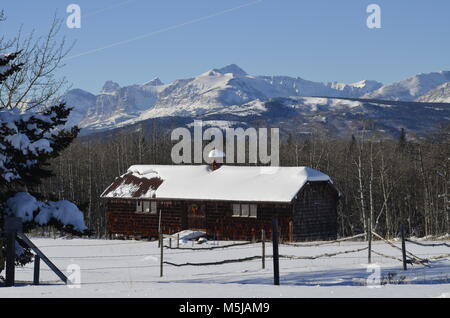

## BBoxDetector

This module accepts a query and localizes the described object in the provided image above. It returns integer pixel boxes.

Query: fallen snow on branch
[6,192,87,232]
[0,109,56,181]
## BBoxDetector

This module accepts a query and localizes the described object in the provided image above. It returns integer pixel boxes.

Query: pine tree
[0,50,86,273]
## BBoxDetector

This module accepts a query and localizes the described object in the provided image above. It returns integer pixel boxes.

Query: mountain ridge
[62,64,450,136]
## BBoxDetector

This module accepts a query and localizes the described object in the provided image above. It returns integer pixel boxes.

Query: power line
[65,0,263,61]
[84,0,139,18]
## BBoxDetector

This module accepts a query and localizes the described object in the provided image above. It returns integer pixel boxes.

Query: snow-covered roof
[101,165,332,203]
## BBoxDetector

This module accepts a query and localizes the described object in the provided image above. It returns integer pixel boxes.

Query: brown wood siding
[106,199,294,241]
[204,202,293,241]
[106,199,184,238]
[293,181,338,241]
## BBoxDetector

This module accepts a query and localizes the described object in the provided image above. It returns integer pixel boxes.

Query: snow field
[1,237,449,298]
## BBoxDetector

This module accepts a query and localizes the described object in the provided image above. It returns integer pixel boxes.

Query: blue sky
[1,0,449,93]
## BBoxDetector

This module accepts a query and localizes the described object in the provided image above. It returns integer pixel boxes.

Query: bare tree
[0,14,74,110]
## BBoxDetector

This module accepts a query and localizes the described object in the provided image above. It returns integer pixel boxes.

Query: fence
[1,218,68,287]
[404,238,450,261]
[157,227,450,286]
[3,222,450,287]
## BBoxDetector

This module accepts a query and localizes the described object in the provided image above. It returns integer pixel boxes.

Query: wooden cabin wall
[106,199,294,241]
[293,182,338,241]
[204,202,293,241]
[106,199,184,238]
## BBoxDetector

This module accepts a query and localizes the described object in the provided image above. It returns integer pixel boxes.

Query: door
[187,203,206,231]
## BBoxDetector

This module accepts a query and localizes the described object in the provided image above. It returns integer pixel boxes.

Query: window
[232,203,257,218]
[151,201,157,214]
[143,201,150,213]
[136,200,142,212]
[241,204,249,217]
[250,204,257,218]
[137,200,157,214]
[233,204,240,217]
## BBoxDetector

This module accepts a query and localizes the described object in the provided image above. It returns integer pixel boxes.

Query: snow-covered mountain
[363,71,450,101]
[63,88,96,128]
[88,96,450,141]
[78,79,164,129]
[65,64,384,130]
[63,64,449,136]
[416,82,450,103]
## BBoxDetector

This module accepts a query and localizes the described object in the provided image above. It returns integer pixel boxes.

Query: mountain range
[63,64,450,138]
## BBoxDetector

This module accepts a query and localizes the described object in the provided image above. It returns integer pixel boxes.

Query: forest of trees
[35,122,450,239]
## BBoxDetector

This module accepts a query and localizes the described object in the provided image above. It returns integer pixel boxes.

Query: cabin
[100,163,340,242]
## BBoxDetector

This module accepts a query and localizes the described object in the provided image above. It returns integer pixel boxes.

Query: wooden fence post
[262,229,265,270]
[17,233,68,284]
[158,209,162,248]
[5,232,16,287]
[4,217,22,287]
[160,234,163,277]
[401,224,407,270]
[33,255,41,285]
[169,237,172,248]
[272,219,280,286]
[177,233,180,248]
[368,219,372,264]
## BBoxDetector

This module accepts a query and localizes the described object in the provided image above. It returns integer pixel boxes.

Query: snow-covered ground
[1,236,449,298]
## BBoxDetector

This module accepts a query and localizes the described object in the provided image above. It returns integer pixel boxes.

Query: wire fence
[19,234,450,265]
[33,240,154,248]
[405,239,450,248]
[9,232,450,288]
[281,233,366,247]
[163,241,255,250]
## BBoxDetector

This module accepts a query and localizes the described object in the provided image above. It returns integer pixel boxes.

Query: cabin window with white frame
[136,200,142,212]
[249,204,257,218]
[143,201,150,213]
[151,201,157,214]
[232,203,257,218]
[232,204,240,217]
[241,204,249,217]
[137,200,157,214]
